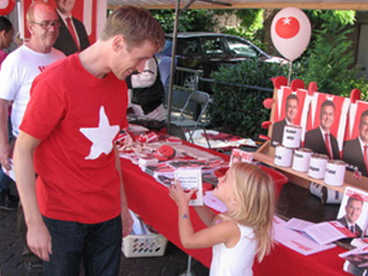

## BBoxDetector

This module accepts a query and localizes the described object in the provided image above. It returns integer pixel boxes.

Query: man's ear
[112,35,125,52]
[26,22,34,35]
[0,30,6,43]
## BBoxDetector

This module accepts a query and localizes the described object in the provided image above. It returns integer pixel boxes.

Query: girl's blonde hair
[227,162,275,262]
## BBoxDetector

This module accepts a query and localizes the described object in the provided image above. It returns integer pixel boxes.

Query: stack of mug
[273,125,346,187]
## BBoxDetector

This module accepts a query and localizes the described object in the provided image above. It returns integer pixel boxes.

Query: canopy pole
[166,0,181,133]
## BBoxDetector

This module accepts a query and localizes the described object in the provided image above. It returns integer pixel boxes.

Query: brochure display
[273,216,336,256]
[175,168,203,206]
[336,187,368,238]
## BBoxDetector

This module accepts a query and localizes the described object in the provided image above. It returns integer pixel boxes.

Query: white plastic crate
[122,233,168,258]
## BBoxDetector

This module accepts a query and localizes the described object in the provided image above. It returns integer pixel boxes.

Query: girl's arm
[169,182,239,249]
[193,205,219,227]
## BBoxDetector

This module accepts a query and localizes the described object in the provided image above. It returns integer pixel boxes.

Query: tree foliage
[295,10,368,99]
[208,60,288,139]
[220,9,264,48]
[151,9,218,33]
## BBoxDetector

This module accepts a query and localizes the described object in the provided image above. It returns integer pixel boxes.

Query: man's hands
[0,142,12,171]
[121,207,133,238]
[27,222,52,261]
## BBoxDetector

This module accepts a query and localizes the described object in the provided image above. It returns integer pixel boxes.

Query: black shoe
[0,190,18,211]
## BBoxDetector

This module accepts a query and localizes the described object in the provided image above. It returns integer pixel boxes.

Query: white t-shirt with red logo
[0,45,65,137]
[20,54,128,224]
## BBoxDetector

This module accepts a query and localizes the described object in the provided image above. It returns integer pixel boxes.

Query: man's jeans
[43,215,122,276]
[0,167,12,192]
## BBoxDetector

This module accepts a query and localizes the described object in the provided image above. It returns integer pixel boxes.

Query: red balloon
[263,98,274,109]
[290,78,304,91]
[261,121,272,129]
[275,17,300,39]
[0,0,16,16]
[272,76,288,89]
[350,88,361,104]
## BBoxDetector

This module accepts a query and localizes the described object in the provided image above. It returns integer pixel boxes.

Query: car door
[198,36,231,77]
[176,37,202,69]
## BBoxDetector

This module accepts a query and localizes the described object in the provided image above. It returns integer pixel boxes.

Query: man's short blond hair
[101,6,165,52]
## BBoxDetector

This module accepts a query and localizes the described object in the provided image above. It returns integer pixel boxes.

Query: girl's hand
[169,180,197,207]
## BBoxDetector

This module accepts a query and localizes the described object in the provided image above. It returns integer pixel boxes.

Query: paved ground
[0,185,209,276]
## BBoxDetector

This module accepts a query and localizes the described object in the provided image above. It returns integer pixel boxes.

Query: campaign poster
[271,86,308,147]
[20,0,106,43]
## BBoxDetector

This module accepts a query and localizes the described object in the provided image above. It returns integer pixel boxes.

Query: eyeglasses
[30,21,61,30]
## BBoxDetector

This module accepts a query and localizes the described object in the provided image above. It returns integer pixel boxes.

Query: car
[156,32,287,90]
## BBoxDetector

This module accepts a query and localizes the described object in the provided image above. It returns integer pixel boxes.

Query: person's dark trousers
[0,117,16,201]
[43,215,122,276]
[0,167,12,192]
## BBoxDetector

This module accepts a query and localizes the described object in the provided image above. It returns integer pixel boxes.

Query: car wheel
[183,75,198,90]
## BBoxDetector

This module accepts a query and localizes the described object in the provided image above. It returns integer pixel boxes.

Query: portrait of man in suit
[343,109,368,177]
[304,100,340,159]
[53,0,90,56]
[271,94,299,147]
[337,194,364,237]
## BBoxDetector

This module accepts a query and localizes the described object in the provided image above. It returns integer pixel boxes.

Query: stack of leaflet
[273,216,357,256]
[339,243,368,275]
[141,159,227,187]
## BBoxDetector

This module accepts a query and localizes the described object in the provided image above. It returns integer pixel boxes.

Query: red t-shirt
[20,54,128,224]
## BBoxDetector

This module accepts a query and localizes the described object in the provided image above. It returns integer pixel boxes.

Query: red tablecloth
[120,143,350,276]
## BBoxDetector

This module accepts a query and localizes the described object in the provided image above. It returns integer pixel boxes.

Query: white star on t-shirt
[80,106,119,160]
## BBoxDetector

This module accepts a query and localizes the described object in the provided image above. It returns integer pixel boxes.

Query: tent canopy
[107,0,368,11]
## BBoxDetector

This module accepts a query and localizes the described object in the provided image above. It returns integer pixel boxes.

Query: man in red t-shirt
[13,6,165,276]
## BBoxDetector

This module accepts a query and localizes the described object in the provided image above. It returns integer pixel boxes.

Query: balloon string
[287,60,293,86]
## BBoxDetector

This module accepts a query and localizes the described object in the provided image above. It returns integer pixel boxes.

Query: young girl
[169,162,275,276]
